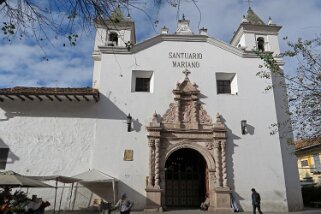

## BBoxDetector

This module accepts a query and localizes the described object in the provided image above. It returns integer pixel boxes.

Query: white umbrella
[0,171,52,188]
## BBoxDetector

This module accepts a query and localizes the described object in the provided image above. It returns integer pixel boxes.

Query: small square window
[135,78,150,92]
[216,73,238,95]
[217,80,231,94]
[301,160,308,167]
[131,70,154,93]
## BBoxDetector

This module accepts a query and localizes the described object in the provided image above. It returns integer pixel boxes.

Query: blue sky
[0,0,320,88]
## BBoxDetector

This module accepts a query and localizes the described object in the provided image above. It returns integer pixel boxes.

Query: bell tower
[230,7,282,54]
[92,7,136,89]
[93,7,136,50]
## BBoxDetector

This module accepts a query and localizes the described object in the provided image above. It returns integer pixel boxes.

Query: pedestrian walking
[112,193,134,214]
[251,188,263,214]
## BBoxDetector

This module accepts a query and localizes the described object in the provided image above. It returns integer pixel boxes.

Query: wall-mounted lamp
[241,120,247,135]
[127,113,132,132]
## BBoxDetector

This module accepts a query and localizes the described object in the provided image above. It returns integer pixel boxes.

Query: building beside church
[0,7,303,212]
[295,138,321,185]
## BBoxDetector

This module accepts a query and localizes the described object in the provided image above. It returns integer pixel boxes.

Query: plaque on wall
[123,149,133,161]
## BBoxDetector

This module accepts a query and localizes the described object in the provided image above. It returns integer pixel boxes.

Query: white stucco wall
[0,101,98,209]
[267,35,281,54]
[92,58,102,88]
[94,28,107,51]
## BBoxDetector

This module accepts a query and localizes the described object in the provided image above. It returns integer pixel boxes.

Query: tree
[257,36,321,140]
[0,0,188,45]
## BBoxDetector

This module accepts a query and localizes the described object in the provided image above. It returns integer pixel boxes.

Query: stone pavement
[129,209,321,214]
[49,208,321,214]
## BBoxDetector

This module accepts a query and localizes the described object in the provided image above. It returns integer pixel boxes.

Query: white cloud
[0,32,94,88]
[0,0,320,88]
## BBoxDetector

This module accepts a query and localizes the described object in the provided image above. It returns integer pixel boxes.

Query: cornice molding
[97,34,262,58]
[92,51,102,61]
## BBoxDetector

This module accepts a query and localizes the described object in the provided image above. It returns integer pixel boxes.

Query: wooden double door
[165,148,207,208]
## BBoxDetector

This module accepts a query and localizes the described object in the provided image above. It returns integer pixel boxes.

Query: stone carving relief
[145,71,231,212]
[162,73,213,130]
[183,103,192,123]
[179,81,197,92]
[162,103,176,123]
[206,142,214,150]
[199,106,212,124]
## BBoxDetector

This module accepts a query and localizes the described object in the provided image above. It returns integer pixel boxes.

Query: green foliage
[257,36,321,139]
[67,10,77,19]
[301,185,321,206]
[256,51,280,74]
[109,7,124,23]
[0,1,134,47]
[125,41,133,51]
[0,0,192,48]
[1,22,15,35]
[64,33,78,46]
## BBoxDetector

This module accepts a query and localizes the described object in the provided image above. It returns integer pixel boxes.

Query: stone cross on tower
[176,14,192,35]
[182,68,191,78]
[246,0,253,7]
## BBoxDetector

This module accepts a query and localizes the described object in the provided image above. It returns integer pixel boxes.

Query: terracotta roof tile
[0,87,100,102]
[0,87,98,95]
[295,137,321,150]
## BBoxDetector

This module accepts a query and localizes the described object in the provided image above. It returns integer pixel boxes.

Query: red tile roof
[295,137,321,150]
[0,87,100,102]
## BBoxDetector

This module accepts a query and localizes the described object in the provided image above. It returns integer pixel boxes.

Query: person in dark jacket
[251,188,263,214]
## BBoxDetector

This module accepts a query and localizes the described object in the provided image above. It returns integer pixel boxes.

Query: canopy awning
[28,175,80,183]
[72,169,118,183]
[72,169,118,204]
[25,175,80,213]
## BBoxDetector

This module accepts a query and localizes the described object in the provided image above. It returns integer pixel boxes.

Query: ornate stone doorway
[165,148,206,208]
[144,70,233,212]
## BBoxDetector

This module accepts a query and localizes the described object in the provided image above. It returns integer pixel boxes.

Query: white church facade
[0,7,303,212]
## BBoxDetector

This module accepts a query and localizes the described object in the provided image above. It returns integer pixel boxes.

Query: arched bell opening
[108,32,118,46]
[165,148,207,208]
[257,37,265,52]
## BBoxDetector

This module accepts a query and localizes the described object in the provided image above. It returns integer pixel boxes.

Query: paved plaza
[130,209,321,214]
[50,208,321,214]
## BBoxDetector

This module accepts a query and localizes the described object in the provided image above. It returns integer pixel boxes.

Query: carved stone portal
[145,71,232,212]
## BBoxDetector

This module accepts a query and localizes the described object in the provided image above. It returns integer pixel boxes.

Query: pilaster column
[148,139,155,188]
[208,169,216,192]
[213,141,222,188]
[154,139,160,189]
[220,140,228,188]
[175,100,180,125]
[191,99,197,124]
